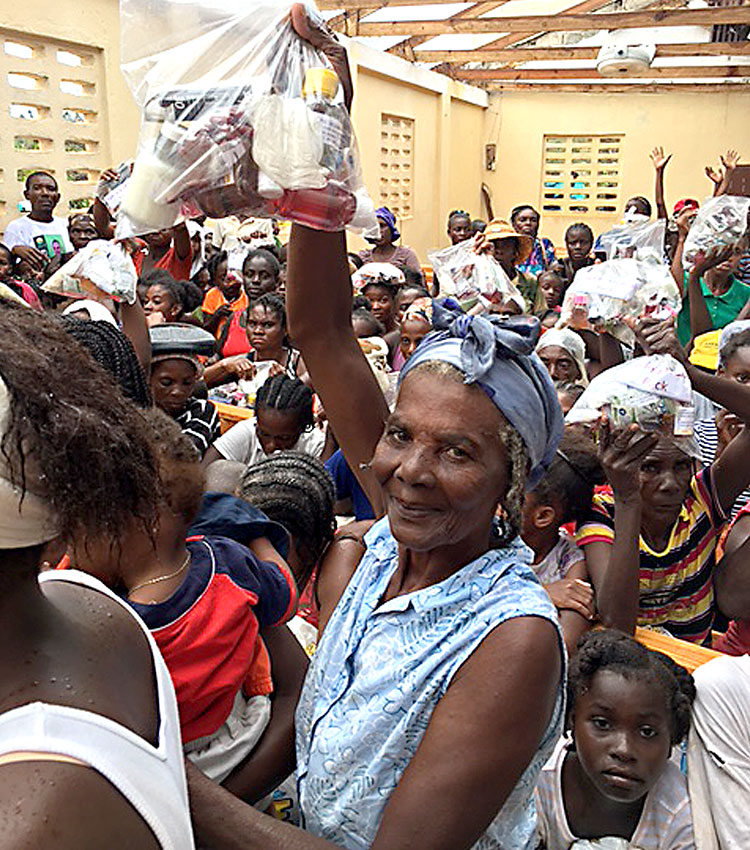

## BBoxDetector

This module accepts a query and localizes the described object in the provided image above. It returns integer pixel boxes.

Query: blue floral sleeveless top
[296,517,565,849]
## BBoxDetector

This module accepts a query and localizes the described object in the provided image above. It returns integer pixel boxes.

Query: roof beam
[388,1,510,60]
[318,0,479,6]
[333,7,750,37]
[414,40,750,64]
[455,64,750,80]
[485,82,750,93]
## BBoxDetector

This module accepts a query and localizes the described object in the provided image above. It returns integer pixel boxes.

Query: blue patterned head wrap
[399,308,563,488]
[376,207,400,243]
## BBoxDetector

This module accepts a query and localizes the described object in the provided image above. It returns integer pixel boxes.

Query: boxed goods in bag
[559,258,680,334]
[566,354,701,459]
[683,195,750,272]
[116,0,377,236]
[428,240,522,312]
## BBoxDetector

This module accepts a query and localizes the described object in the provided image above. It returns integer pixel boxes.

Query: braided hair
[510,204,539,224]
[0,301,159,546]
[569,630,696,745]
[565,222,594,244]
[238,451,335,588]
[530,429,604,526]
[61,317,151,407]
[255,374,314,432]
[253,292,286,328]
[447,209,471,227]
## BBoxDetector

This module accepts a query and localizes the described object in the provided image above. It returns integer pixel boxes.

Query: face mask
[623,207,649,225]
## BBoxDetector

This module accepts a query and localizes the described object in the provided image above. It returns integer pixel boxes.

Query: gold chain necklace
[127,552,190,599]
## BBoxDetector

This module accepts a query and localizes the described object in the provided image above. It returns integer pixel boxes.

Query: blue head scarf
[376,207,400,243]
[399,308,563,488]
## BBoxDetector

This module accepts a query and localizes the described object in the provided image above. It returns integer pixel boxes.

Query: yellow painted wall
[1,0,140,231]
[483,89,750,250]
[347,70,486,262]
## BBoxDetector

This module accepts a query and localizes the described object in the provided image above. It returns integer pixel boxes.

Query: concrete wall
[483,89,750,249]
[346,39,487,260]
[2,1,748,260]
[1,0,140,230]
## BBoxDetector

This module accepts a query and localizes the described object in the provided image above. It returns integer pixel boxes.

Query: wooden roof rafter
[328,6,750,38]
[323,0,750,90]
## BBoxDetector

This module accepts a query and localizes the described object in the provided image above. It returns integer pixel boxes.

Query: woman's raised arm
[287,228,388,514]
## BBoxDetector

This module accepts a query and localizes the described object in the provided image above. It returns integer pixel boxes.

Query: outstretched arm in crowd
[640,318,750,514]
[650,146,671,220]
[580,421,658,635]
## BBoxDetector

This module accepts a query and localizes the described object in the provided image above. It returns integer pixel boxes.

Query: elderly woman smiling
[185,8,566,850]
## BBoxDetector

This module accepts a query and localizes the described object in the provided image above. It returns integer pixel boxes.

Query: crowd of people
[1,10,750,850]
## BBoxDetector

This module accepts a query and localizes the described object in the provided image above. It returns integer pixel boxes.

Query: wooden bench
[635,628,724,673]
[214,401,253,435]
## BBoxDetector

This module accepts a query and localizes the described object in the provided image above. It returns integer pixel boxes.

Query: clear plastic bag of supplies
[42,240,138,304]
[683,195,750,272]
[566,354,701,458]
[116,0,377,237]
[559,258,680,331]
[428,240,522,312]
[598,219,666,263]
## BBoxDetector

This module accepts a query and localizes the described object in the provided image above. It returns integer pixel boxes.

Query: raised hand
[705,165,724,186]
[650,146,672,172]
[598,418,658,502]
[721,149,741,172]
[290,4,352,111]
[635,316,687,363]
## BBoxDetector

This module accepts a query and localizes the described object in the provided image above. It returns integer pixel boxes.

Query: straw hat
[483,219,534,265]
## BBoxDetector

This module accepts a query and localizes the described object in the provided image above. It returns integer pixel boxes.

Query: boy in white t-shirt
[3,172,74,272]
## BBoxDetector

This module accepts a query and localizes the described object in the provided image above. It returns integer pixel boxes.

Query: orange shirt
[132,242,193,281]
[202,287,250,340]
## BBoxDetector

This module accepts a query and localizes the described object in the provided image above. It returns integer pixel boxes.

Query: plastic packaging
[42,240,138,304]
[566,354,701,459]
[683,195,750,272]
[428,240,521,312]
[559,258,681,332]
[598,219,666,263]
[96,160,134,215]
[117,0,376,237]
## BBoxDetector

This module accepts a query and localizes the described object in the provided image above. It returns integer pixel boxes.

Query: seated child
[521,429,604,655]
[535,630,696,850]
[69,410,298,784]
[537,269,565,314]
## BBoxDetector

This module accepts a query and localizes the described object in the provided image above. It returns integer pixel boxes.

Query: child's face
[362,284,395,326]
[399,317,430,362]
[566,230,592,261]
[0,251,12,281]
[572,670,672,804]
[539,274,564,309]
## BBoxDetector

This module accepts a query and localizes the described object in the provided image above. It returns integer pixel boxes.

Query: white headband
[0,375,59,548]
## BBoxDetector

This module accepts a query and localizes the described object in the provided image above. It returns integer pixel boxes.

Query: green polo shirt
[677,273,750,346]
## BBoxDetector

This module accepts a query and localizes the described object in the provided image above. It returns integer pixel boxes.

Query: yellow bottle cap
[303,67,339,100]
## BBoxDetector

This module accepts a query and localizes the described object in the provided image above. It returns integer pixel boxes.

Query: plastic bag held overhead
[117,0,377,236]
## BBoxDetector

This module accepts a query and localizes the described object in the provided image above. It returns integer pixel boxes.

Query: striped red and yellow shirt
[576,468,726,645]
